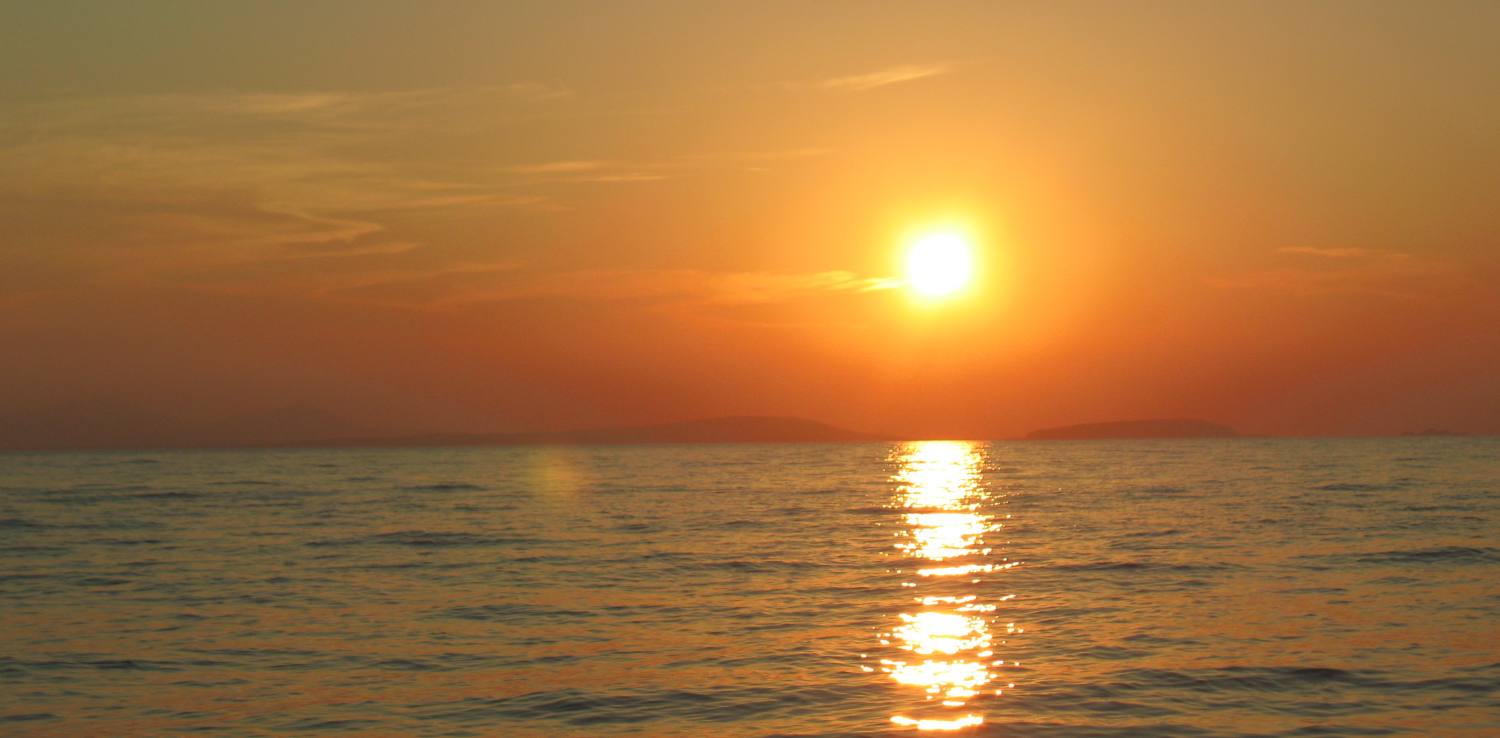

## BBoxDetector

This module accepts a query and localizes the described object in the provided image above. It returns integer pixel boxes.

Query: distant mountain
[1025,418,1238,441]
[1401,428,1469,437]
[301,416,886,448]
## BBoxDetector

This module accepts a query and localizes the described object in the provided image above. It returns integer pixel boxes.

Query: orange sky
[2,2,1498,446]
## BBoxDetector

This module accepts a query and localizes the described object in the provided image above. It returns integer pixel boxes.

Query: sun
[905,231,975,299]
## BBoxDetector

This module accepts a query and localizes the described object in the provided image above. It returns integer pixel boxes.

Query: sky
[2,1,1498,447]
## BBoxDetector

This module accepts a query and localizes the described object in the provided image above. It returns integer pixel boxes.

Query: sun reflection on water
[875,441,1015,731]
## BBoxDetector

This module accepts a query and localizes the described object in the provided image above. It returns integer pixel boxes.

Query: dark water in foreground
[1,439,1497,737]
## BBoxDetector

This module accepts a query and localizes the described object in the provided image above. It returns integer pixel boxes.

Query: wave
[130,490,205,500]
[1309,482,1399,492]
[682,558,813,573]
[398,482,486,492]
[0,518,49,529]
[1120,485,1192,496]
[1354,546,1500,565]
[0,713,58,723]
[1055,664,1500,699]
[0,518,113,531]
[442,603,599,621]
[305,530,534,548]
[0,656,216,673]
[1050,560,1235,573]
[86,458,160,466]
[410,685,866,727]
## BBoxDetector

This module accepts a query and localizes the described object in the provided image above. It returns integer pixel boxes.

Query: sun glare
[905,231,974,299]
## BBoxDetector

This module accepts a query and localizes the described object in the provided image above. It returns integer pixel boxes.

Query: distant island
[1025,418,1238,441]
[298,416,887,448]
[1401,428,1469,437]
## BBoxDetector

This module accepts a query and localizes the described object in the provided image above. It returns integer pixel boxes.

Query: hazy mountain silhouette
[1025,418,1238,440]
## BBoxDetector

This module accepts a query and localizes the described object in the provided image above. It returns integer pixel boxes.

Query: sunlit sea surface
[2,439,1498,737]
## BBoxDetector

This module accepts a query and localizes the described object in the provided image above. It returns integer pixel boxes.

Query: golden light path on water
[876,441,1018,731]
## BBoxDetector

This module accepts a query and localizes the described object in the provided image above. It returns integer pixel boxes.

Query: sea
[1,438,1497,737]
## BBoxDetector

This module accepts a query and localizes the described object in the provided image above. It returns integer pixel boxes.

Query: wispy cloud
[508,160,606,174]
[0,85,566,295]
[321,266,899,310]
[0,84,841,310]
[384,193,555,211]
[307,262,521,303]
[7,84,572,132]
[479,268,898,307]
[684,147,834,162]
[507,159,672,184]
[1278,246,1372,258]
[571,173,669,183]
[1208,249,1443,299]
[493,82,573,101]
[822,63,951,92]
[280,241,421,260]
[507,148,833,184]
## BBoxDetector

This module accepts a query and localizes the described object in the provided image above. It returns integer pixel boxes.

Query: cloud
[495,268,898,306]
[280,242,420,260]
[822,63,951,91]
[570,173,669,183]
[507,159,673,184]
[492,82,573,101]
[506,148,834,184]
[508,160,607,174]
[695,270,900,305]
[1207,249,1446,299]
[321,266,899,310]
[308,262,522,304]
[508,157,687,184]
[384,193,556,210]
[681,147,834,162]
[1278,247,1372,258]
[0,86,566,294]
[0,85,841,310]
[5,84,571,134]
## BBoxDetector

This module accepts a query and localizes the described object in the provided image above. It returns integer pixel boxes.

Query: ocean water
[1,438,1497,737]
